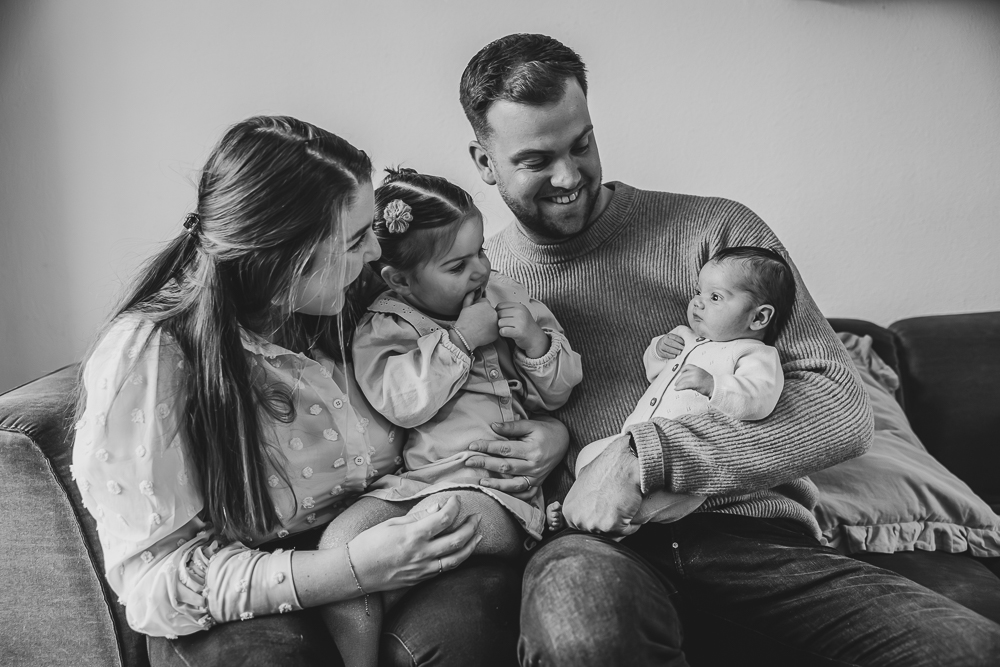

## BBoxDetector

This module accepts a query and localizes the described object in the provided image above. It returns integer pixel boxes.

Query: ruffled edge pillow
[812,332,1000,557]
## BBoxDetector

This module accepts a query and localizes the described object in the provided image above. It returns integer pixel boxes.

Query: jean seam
[166,638,197,667]
[383,631,418,667]
[691,605,865,667]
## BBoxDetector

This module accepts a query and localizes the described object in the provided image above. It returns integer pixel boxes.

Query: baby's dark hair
[372,167,477,273]
[710,246,797,344]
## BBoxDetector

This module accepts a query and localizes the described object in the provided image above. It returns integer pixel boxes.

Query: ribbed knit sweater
[486,182,874,537]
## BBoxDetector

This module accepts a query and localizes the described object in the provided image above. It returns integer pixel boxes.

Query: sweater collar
[493,181,637,264]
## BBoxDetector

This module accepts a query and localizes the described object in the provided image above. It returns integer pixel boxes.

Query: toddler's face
[687,260,760,342]
[404,210,491,318]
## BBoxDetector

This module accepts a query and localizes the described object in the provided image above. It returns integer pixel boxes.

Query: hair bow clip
[383,199,413,234]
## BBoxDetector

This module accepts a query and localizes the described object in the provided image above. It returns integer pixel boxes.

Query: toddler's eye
[450,262,465,274]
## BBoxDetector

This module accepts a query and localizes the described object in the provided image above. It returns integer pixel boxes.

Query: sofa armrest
[0,365,148,667]
[827,317,903,407]
[890,311,1000,510]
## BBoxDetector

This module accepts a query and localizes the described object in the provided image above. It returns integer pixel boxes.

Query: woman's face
[290,182,379,316]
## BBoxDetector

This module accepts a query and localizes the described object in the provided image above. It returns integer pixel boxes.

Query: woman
[71,116,567,666]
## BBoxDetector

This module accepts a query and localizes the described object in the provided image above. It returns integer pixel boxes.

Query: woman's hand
[349,496,481,593]
[465,416,570,500]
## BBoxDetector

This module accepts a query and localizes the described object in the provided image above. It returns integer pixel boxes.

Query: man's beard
[497,177,602,241]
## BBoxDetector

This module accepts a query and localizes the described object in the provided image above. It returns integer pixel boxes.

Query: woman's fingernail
[429,502,440,512]
[475,535,483,544]
[469,442,481,451]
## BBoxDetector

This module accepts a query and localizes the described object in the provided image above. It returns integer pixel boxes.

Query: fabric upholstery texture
[0,364,148,667]
[812,332,1000,556]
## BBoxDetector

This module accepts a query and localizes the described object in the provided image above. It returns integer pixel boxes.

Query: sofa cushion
[891,312,1000,510]
[812,332,1000,556]
[0,365,149,667]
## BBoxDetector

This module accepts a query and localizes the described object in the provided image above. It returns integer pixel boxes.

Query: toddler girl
[319,168,583,666]
[550,246,796,531]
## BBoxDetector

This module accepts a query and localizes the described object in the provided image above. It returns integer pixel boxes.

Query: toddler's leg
[317,497,410,667]
[409,490,524,560]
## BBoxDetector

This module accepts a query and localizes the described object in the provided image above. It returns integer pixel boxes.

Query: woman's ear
[381,265,411,296]
[469,141,496,186]
[750,304,774,331]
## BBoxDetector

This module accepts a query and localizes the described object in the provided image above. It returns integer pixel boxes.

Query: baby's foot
[546,501,565,532]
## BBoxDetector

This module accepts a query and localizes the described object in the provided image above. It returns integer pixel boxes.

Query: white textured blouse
[71,315,401,637]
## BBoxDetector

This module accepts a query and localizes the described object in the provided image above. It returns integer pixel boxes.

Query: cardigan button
[489,369,500,379]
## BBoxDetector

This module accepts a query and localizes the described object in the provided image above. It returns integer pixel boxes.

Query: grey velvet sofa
[2,312,999,667]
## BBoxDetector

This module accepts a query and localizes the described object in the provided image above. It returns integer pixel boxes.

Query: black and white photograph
[2,1,999,665]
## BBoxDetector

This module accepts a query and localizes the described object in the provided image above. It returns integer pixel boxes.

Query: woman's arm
[463,416,570,500]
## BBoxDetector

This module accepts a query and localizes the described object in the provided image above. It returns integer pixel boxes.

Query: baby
[549,245,796,531]
[320,168,583,667]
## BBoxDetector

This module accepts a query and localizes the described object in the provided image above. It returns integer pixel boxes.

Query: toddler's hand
[674,364,714,397]
[454,295,499,351]
[655,333,684,359]
[495,302,548,358]
[546,501,565,532]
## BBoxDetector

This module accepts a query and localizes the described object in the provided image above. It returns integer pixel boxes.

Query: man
[459,33,1000,666]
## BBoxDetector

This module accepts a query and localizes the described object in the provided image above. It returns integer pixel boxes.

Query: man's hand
[465,417,569,500]
[496,302,548,358]
[675,364,714,397]
[655,333,685,359]
[562,435,643,536]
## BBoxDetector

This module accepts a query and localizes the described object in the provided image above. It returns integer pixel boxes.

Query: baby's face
[687,260,759,342]
[403,210,491,319]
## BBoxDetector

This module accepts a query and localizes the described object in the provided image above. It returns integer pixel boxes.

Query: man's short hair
[710,246,797,345]
[460,33,588,142]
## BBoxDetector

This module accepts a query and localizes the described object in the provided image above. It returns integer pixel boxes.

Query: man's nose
[550,157,581,191]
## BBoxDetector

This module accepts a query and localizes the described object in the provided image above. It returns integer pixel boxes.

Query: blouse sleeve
[352,312,473,428]
[71,318,300,637]
[511,289,584,413]
[707,344,785,421]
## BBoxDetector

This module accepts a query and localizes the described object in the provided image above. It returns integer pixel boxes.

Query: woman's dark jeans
[147,528,521,667]
[519,514,1000,667]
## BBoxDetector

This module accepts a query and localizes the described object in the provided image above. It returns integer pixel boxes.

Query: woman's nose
[362,231,381,262]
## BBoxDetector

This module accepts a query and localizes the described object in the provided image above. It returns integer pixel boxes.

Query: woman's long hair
[83,116,372,541]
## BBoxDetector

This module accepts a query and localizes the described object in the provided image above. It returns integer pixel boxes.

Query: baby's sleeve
[708,344,784,421]
[72,319,300,637]
[353,312,473,428]
[513,289,583,412]
[642,326,690,383]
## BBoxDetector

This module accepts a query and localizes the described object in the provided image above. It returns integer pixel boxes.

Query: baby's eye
[711,293,722,302]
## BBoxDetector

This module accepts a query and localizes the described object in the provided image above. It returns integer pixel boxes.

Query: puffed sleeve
[71,317,300,637]
[353,312,472,428]
[512,291,583,413]
[708,344,784,421]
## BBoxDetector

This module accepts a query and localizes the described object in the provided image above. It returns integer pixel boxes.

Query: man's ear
[381,265,411,296]
[750,304,774,331]
[469,140,496,186]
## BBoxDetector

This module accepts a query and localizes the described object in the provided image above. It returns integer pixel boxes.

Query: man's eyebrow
[510,125,593,163]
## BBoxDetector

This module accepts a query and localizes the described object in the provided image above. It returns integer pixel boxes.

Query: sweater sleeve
[512,292,584,412]
[352,312,472,428]
[707,344,784,421]
[71,318,300,637]
[626,206,874,497]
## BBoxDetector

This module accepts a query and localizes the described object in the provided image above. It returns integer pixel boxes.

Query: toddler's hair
[372,167,477,273]
[710,246,797,344]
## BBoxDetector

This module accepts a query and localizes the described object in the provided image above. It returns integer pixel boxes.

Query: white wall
[2,0,999,393]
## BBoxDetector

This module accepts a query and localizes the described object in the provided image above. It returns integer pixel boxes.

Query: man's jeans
[520,514,1000,666]
[147,555,521,667]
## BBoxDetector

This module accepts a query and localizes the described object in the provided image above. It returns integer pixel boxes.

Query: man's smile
[542,185,584,206]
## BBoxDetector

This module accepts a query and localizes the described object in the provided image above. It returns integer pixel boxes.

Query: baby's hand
[655,333,685,359]
[546,501,565,532]
[675,364,714,397]
[454,296,499,350]
[496,302,548,358]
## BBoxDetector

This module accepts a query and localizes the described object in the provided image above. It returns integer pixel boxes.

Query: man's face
[473,78,605,240]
